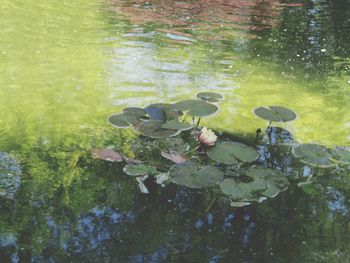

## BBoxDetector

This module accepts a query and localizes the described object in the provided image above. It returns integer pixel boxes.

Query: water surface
[1,0,350,262]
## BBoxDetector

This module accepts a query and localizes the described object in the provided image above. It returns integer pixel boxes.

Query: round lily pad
[254,106,296,122]
[147,103,182,119]
[123,107,147,117]
[158,138,190,153]
[144,105,167,122]
[207,141,259,164]
[137,120,162,135]
[108,113,139,128]
[245,167,289,198]
[174,100,218,117]
[220,179,254,200]
[170,161,224,188]
[292,144,334,167]
[161,120,193,131]
[123,164,158,176]
[331,147,350,164]
[197,92,223,102]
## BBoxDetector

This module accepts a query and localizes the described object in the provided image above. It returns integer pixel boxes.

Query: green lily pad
[108,113,139,128]
[123,164,158,176]
[123,107,147,117]
[137,120,162,136]
[170,161,224,188]
[197,92,223,102]
[136,120,180,138]
[292,144,334,167]
[254,106,296,122]
[174,100,218,117]
[161,120,193,131]
[207,141,259,164]
[144,105,167,122]
[147,103,182,119]
[220,179,254,200]
[245,167,289,198]
[331,147,350,163]
[157,138,190,153]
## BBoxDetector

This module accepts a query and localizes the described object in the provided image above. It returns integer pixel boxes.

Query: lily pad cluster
[292,144,350,167]
[108,93,220,139]
[103,98,350,207]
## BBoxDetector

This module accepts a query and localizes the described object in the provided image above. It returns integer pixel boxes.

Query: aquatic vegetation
[103,93,350,207]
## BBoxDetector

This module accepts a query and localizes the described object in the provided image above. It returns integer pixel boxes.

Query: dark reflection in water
[0,130,350,262]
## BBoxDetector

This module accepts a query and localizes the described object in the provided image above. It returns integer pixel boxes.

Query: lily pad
[161,151,187,164]
[123,107,147,117]
[108,113,139,128]
[170,161,223,188]
[144,105,167,122]
[137,120,163,136]
[161,120,193,131]
[245,167,289,198]
[197,92,223,102]
[292,144,334,167]
[123,164,158,176]
[207,141,259,164]
[230,201,251,207]
[91,148,123,162]
[254,106,296,122]
[157,137,190,153]
[220,179,254,200]
[331,147,350,163]
[147,103,182,119]
[174,100,218,117]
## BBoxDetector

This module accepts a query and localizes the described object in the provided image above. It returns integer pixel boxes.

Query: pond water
[1,0,350,262]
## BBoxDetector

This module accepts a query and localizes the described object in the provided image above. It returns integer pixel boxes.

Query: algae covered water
[0,0,350,261]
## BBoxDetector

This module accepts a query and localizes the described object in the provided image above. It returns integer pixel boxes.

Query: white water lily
[198,127,217,146]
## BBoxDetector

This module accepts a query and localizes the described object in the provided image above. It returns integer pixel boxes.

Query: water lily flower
[198,127,217,146]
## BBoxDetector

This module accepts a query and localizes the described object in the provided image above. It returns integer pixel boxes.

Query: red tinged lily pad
[91,148,123,162]
[161,151,188,164]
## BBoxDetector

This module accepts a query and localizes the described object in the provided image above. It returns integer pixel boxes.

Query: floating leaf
[147,103,182,119]
[137,120,162,136]
[108,113,139,128]
[174,100,218,117]
[123,107,147,117]
[197,92,223,102]
[136,175,149,194]
[292,144,334,167]
[170,161,223,188]
[144,105,167,122]
[155,172,170,186]
[254,106,296,122]
[207,141,259,164]
[244,167,289,199]
[123,164,158,176]
[122,156,144,164]
[220,179,254,200]
[331,147,350,163]
[161,151,187,164]
[161,120,193,131]
[158,138,190,153]
[91,148,123,162]
[137,120,180,138]
[230,201,251,207]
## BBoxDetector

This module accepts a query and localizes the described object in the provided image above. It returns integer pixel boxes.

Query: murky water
[1,0,350,262]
